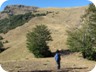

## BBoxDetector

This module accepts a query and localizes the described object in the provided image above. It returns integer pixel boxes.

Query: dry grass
[0,7,86,60]
[0,53,96,72]
[0,6,96,72]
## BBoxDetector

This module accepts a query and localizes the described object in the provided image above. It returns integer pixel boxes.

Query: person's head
[56,50,60,53]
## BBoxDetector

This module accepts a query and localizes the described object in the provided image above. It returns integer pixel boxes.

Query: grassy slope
[0,7,87,61]
[0,6,96,72]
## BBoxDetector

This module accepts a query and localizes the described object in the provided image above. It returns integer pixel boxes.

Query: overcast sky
[0,0,91,11]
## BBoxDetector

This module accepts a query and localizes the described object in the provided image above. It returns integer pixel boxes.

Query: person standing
[54,50,61,69]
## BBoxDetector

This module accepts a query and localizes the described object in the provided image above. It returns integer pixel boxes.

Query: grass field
[0,6,96,72]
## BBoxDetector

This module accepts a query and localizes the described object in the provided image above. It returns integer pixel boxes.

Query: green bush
[0,36,3,40]
[0,41,4,53]
[0,41,3,48]
[26,25,52,58]
[3,40,9,44]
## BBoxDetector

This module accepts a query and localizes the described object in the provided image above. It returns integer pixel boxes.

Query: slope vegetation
[0,6,87,61]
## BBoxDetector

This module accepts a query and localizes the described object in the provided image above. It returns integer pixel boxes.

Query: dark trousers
[57,61,60,69]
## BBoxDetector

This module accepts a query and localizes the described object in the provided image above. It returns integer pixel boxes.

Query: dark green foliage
[67,3,96,60]
[3,40,9,44]
[0,12,32,33]
[36,13,46,16]
[0,41,4,53]
[81,3,96,60]
[0,12,47,33]
[26,25,52,58]
[0,36,4,53]
[0,41,3,48]
[0,36,7,53]
[0,36,3,40]
[67,30,83,52]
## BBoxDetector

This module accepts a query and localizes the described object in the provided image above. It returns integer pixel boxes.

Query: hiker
[54,49,61,69]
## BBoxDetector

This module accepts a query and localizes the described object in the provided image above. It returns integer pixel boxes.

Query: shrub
[0,41,3,48]
[26,25,52,58]
[0,36,3,40]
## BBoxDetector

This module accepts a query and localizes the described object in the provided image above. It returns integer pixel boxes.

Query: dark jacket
[54,53,61,62]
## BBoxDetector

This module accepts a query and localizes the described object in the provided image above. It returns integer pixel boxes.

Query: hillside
[0,6,96,72]
[0,6,87,61]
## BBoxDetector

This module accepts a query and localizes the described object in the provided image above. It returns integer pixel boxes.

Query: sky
[0,0,91,11]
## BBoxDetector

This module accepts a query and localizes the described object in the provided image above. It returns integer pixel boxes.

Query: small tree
[26,25,52,58]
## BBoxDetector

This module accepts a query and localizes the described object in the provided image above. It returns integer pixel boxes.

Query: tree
[67,3,96,60]
[81,3,96,60]
[26,25,52,58]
